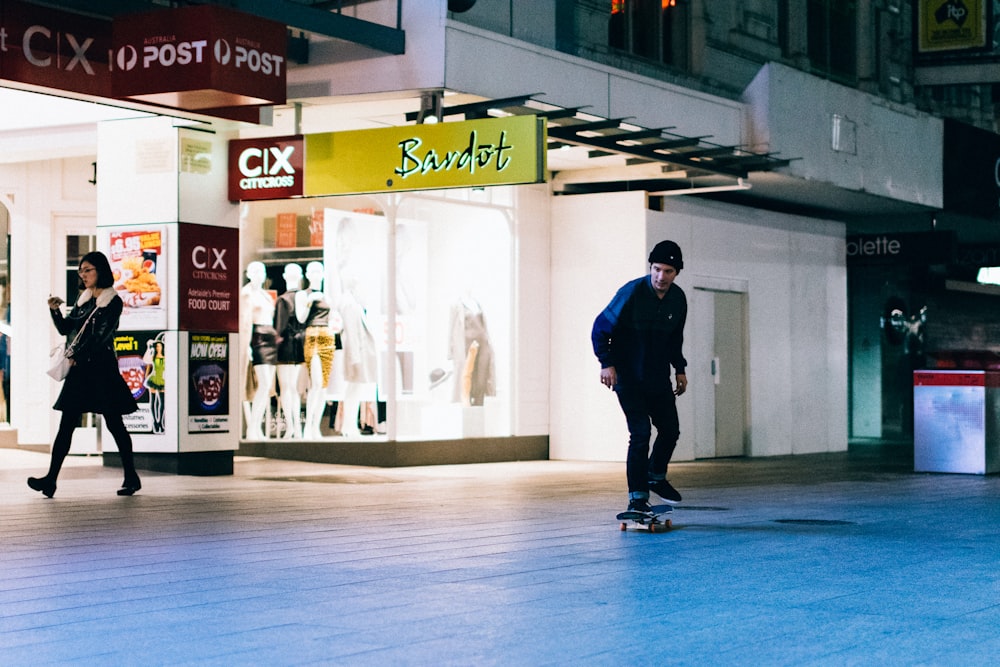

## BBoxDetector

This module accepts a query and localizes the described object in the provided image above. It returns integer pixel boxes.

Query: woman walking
[28,251,141,498]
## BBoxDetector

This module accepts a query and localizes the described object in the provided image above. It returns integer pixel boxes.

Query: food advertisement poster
[188,332,230,433]
[104,227,166,330]
[115,331,167,435]
[178,223,240,332]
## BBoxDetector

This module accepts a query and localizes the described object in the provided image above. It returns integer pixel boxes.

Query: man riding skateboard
[592,240,688,515]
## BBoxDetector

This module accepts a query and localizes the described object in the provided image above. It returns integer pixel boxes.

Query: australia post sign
[112,4,286,110]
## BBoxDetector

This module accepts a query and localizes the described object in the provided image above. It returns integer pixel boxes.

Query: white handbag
[47,345,72,381]
[47,305,98,382]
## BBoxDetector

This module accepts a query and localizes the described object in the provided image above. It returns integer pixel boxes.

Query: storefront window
[240,187,515,442]
[0,204,9,424]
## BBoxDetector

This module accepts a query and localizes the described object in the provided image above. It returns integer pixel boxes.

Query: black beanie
[648,240,683,270]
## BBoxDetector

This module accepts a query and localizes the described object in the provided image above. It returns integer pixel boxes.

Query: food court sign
[303,115,547,195]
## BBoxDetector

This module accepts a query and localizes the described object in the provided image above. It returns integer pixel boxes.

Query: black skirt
[54,349,138,416]
[251,325,279,365]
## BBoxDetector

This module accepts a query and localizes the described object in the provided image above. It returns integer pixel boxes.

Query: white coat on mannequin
[241,261,275,440]
[338,278,378,436]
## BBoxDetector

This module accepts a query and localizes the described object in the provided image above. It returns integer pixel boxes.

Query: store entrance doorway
[691,287,748,459]
[52,217,100,454]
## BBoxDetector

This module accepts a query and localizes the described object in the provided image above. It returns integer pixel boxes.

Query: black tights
[45,411,138,483]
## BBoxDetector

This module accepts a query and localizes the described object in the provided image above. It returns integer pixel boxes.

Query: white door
[52,216,100,454]
[692,287,748,459]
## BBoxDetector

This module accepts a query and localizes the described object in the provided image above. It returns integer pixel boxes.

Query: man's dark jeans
[615,382,679,497]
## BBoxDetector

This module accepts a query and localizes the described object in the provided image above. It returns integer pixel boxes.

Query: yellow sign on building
[304,115,547,196]
[917,0,987,52]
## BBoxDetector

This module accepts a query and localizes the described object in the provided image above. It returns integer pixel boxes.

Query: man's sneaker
[649,479,682,504]
[627,498,652,514]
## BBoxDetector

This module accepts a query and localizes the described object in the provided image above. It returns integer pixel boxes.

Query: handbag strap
[66,302,100,354]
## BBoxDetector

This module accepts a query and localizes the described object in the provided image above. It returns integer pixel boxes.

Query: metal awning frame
[404,93,793,193]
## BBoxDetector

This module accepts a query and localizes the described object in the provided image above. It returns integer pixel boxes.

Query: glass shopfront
[239,187,515,442]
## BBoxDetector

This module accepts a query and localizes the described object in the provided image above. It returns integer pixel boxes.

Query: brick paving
[2,447,999,665]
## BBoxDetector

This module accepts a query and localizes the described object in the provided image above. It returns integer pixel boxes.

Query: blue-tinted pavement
[2,446,999,666]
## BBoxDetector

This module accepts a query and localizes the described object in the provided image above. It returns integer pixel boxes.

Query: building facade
[0,0,993,471]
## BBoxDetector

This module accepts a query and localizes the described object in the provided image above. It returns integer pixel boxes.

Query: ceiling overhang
[21,0,405,55]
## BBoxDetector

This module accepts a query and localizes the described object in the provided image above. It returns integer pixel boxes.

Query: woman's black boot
[27,476,57,498]
[117,477,141,496]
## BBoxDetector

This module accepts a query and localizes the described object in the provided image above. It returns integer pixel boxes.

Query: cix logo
[228,136,302,200]
[11,24,100,75]
[191,245,228,271]
[238,145,295,178]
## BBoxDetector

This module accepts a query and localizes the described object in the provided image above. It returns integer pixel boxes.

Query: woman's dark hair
[79,251,115,290]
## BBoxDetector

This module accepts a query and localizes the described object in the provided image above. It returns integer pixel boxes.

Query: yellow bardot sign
[304,115,546,196]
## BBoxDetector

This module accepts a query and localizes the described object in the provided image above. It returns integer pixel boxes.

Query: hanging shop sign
[917,0,988,53]
[228,136,304,201]
[178,223,240,333]
[0,0,114,97]
[0,1,284,116]
[112,4,286,110]
[304,115,547,196]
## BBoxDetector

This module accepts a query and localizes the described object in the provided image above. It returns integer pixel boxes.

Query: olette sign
[304,115,547,195]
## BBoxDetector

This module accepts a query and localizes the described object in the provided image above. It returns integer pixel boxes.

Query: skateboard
[616,504,674,532]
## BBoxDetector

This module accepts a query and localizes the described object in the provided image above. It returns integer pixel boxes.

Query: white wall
[0,157,97,446]
[550,193,847,462]
[444,22,745,146]
[286,1,448,98]
[550,191,648,461]
[744,62,943,209]
[654,197,847,458]
[513,183,552,436]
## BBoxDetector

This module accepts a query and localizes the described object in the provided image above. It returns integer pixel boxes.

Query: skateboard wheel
[620,523,627,531]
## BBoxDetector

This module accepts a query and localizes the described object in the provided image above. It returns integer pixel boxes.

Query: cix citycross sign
[228,136,304,202]
[113,4,286,110]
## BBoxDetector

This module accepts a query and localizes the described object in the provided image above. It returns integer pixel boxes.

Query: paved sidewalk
[2,446,999,666]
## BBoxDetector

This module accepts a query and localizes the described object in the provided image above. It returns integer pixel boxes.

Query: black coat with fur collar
[50,289,137,415]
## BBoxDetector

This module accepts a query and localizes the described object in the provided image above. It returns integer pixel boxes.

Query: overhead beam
[20,0,406,55]
[403,93,544,123]
[230,1,405,54]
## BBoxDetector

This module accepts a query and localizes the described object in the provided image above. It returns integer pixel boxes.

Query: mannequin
[273,263,305,438]
[449,292,496,406]
[241,261,276,440]
[298,261,338,439]
[338,277,378,436]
